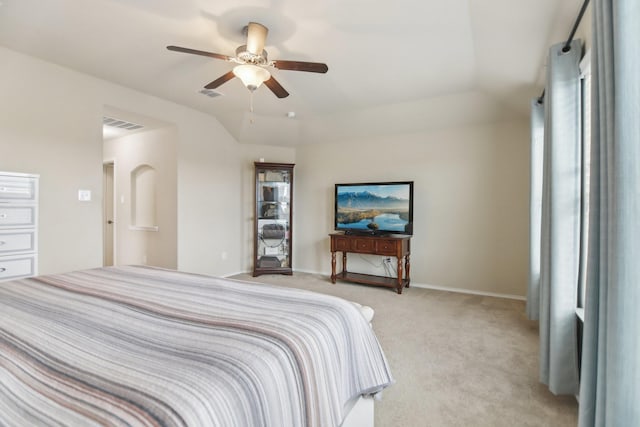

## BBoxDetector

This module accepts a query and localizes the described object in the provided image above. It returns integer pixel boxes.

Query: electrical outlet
[78,189,91,201]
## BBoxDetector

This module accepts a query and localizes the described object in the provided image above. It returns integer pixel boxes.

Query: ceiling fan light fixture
[233,64,271,91]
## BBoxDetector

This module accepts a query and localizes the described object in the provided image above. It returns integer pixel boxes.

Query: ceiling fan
[167,22,328,99]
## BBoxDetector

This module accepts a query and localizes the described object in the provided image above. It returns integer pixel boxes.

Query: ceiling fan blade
[273,60,328,73]
[246,22,268,55]
[204,71,236,89]
[264,76,289,98]
[167,45,231,61]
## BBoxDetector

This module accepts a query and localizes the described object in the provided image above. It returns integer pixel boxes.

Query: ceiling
[0,0,583,146]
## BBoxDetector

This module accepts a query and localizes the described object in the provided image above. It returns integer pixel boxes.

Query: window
[578,51,592,310]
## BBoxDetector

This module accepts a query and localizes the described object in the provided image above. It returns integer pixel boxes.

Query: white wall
[176,132,295,276]
[103,126,178,268]
[294,121,530,297]
[0,46,295,276]
[0,48,105,274]
[0,46,529,296]
[576,5,592,53]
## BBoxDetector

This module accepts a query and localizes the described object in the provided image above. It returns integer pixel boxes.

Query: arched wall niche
[130,164,158,230]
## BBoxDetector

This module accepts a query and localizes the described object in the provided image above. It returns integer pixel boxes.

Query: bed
[0,265,393,426]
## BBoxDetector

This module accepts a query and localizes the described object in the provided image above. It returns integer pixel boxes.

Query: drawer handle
[0,241,5,245]
[0,268,6,273]
[0,214,6,219]
[0,187,6,192]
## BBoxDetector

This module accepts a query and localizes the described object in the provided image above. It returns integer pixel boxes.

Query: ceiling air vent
[103,116,144,131]
[199,89,224,98]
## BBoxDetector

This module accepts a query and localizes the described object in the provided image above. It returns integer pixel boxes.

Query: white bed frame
[341,302,377,427]
[342,395,374,427]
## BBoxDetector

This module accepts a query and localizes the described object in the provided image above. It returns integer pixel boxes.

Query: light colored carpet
[231,272,578,427]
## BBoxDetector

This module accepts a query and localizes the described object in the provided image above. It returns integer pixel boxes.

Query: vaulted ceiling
[0,0,583,146]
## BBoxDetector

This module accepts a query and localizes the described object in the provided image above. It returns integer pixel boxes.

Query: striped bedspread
[0,266,393,426]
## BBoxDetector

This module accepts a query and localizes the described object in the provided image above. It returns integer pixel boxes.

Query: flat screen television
[334,181,414,235]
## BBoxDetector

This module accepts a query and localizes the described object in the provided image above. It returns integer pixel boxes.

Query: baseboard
[221,271,250,278]
[221,268,526,301]
[409,282,526,301]
[290,268,526,301]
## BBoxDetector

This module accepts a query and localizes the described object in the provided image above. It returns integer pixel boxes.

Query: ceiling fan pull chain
[249,91,255,124]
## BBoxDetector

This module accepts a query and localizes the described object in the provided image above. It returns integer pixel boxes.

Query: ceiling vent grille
[199,89,224,98]
[103,116,144,131]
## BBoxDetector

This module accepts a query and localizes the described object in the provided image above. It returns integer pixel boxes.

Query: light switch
[78,190,91,201]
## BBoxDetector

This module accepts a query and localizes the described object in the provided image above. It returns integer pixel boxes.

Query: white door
[103,162,115,266]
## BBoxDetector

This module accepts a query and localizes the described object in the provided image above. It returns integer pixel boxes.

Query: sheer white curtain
[529,39,582,395]
[526,100,544,321]
[578,0,640,425]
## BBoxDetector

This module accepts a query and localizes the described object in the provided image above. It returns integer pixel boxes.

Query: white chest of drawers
[0,172,39,282]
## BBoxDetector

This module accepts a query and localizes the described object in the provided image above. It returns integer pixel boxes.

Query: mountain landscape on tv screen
[337,191,408,210]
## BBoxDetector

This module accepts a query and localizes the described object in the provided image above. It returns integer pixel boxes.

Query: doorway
[103,161,115,266]
[101,105,177,269]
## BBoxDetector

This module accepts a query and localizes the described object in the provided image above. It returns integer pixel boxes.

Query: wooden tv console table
[330,233,411,294]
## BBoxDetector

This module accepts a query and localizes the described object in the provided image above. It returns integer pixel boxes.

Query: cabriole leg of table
[331,251,336,283]
[396,258,403,294]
